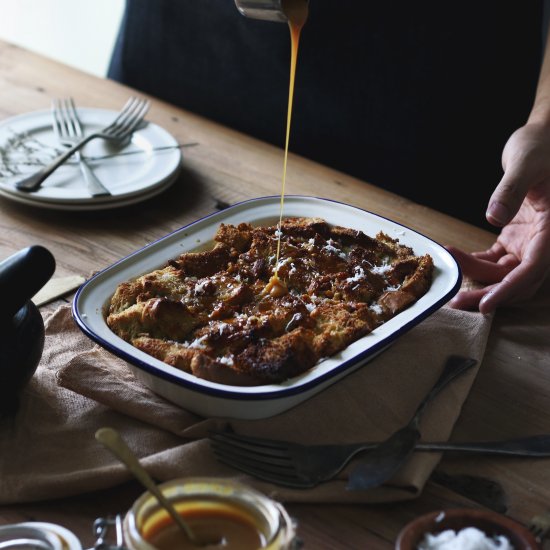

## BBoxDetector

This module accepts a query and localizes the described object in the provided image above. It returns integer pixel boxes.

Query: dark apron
[109,0,543,230]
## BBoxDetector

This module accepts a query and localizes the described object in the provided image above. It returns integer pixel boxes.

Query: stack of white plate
[0,108,182,211]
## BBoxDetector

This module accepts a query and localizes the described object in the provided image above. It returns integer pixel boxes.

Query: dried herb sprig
[0,129,64,179]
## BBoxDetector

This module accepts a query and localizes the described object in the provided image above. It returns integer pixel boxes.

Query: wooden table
[1,40,549,549]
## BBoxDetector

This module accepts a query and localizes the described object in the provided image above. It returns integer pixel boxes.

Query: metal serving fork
[52,98,111,197]
[528,510,550,543]
[15,96,150,193]
[209,430,550,489]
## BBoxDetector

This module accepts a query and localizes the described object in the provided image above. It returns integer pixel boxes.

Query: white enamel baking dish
[72,196,461,419]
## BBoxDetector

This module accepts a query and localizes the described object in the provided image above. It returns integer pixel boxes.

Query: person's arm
[448,28,550,313]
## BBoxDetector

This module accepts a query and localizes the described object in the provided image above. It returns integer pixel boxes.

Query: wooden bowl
[395,508,540,550]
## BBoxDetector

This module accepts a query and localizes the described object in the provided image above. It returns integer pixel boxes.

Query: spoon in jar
[95,427,220,547]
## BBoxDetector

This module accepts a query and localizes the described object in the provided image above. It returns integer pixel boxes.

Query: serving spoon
[347,355,477,490]
[95,427,219,547]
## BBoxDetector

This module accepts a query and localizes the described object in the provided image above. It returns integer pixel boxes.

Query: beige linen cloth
[0,303,492,505]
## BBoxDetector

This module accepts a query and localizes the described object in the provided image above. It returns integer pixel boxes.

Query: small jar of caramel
[122,477,299,549]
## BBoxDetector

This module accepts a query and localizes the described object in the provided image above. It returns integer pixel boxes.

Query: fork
[52,98,111,197]
[528,510,550,543]
[15,96,150,193]
[209,430,550,489]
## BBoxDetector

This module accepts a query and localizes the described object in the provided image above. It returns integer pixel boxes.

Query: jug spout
[234,0,288,22]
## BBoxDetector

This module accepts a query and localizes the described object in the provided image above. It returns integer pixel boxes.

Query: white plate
[0,108,182,209]
[0,172,178,211]
[73,196,462,419]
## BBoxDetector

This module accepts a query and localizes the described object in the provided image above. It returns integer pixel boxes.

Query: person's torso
[110,0,543,229]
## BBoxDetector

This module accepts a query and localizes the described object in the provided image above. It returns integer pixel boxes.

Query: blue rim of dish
[72,195,462,401]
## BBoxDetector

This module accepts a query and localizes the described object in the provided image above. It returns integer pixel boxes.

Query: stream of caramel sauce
[266,0,309,298]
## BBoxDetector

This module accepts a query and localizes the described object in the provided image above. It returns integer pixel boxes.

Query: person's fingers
[486,165,534,227]
[447,287,491,311]
[479,245,549,313]
[496,253,521,269]
[450,228,549,313]
[446,246,514,284]
[471,242,507,262]
[479,268,539,313]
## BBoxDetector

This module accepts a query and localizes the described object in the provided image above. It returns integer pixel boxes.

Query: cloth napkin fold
[0,303,492,505]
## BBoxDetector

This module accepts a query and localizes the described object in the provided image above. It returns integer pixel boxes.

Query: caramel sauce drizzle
[266,0,309,298]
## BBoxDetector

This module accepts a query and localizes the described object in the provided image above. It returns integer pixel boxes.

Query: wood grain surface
[1,40,549,550]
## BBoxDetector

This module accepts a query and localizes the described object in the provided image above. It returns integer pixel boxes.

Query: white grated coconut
[417,527,514,550]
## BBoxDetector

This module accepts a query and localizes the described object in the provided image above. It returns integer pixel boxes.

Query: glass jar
[0,522,82,550]
[123,477,298,550]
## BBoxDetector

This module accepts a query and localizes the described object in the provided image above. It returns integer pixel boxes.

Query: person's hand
[447,122,550,314]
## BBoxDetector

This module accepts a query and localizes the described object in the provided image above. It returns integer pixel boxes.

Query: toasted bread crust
[107,217,433,385]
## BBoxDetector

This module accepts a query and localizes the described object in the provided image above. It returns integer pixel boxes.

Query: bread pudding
[107,217,433,386]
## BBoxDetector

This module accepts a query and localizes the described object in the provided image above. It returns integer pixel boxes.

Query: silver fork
[52,98,111,197]
[209,430,550,489]
[528,511,550,543]
[15,96,150,193]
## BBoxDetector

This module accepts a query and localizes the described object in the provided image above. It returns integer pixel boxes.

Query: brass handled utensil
[347,355,477,490]
[95,427,217,548]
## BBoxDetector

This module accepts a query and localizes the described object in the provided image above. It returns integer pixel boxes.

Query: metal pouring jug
[234,0,290,22]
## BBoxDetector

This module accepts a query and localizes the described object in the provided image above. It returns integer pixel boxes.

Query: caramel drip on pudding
[263,273,288,297]
[266,0,309,298]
